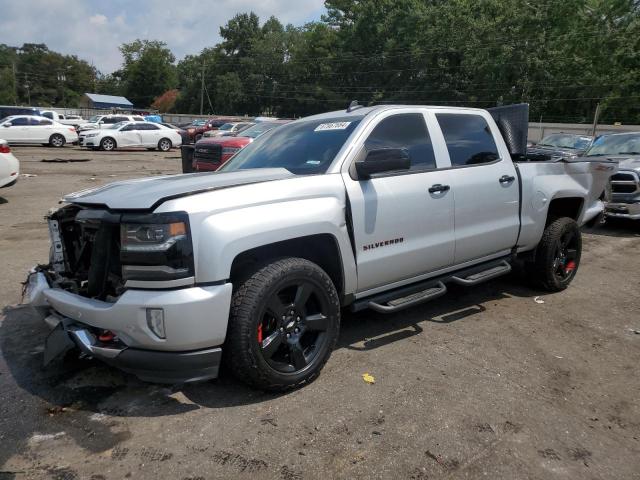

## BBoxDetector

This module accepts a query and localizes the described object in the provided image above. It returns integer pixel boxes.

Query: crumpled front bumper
[25,270,233,383]
[605,201,640,220]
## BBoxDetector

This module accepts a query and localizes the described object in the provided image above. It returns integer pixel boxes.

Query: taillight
[68,128,76,133]
[0,144,10,153]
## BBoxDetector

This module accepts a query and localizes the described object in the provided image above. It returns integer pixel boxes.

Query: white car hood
[63,168,295,210]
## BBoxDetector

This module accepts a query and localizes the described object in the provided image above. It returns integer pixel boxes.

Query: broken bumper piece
[43,316,222,383]
[26,269,228,384]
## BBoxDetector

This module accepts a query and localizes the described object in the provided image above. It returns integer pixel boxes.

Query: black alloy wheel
[226,257,340,391]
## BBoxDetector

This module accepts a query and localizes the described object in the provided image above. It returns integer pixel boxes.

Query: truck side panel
[516,160,612,251]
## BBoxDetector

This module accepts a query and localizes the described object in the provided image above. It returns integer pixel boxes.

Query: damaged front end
[22,204,223,384]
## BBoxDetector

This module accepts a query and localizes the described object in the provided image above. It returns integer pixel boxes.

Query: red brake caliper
[565,260,576,274]
[257,324,263,344]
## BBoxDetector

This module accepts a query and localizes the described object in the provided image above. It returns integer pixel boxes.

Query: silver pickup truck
[24,104,616,390]
[587,132,640,220]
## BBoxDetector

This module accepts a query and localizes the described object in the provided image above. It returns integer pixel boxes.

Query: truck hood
[63,168,295,210]
[611,155,640,172]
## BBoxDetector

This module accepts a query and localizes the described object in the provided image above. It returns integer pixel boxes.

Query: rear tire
[226,257,340,391]
[49,134,65,148]
[158,138,172,152]
[530,217,582,292]
[100,137,116,151]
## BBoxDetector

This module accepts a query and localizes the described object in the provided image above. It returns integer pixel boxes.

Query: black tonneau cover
[487,104,529,157]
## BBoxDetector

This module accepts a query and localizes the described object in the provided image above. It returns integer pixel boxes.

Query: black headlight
[120,212,194,282]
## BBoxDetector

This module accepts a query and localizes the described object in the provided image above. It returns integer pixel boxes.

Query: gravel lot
[1,146,639,480]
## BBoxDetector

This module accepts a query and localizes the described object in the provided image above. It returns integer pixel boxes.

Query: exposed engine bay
[43,205,124,300]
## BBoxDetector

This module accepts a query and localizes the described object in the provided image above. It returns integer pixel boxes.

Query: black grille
[610,172,639,194]
[193,144,222,163]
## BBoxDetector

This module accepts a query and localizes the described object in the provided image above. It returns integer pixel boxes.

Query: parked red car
[193,121,290,171]
[186,117,243,142]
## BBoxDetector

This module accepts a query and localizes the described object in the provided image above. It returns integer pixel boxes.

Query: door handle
[428,184,450,194]
[499,175,516,184]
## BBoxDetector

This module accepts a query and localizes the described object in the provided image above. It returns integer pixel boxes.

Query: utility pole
[200,62,205,115]
[24,73,30,106]
[57,72,67,107]
[591,102,601,137]
[12,62,18,105]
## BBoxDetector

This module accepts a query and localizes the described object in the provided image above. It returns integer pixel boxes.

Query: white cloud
[0,0,326,73]
[88,14,108,26]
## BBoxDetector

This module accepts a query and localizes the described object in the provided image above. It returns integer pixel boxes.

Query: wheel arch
[546,196,584,224]
[230,234,346,303]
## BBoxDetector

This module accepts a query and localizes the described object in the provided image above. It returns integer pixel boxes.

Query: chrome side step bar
[450,260,511,286]
[351,257,513,314]
[368,281,447,313]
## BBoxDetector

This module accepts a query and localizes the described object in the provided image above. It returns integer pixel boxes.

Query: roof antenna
[347,100,363,113]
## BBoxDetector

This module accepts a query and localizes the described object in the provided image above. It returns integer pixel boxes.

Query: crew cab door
[434,111,520,264]
[342,110,455,294]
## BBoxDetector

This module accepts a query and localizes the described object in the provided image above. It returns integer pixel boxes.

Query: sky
[0,0,326,73]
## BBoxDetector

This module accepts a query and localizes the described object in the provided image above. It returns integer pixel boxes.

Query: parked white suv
[25,104,616,389]
[78,114,146,132]
[0,115,78,147]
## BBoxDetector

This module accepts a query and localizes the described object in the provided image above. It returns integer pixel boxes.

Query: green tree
[119,40,177,107]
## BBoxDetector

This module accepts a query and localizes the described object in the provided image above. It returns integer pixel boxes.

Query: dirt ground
[1,145,639,480]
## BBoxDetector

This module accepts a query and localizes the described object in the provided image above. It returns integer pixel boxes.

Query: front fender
[193,197,357,293]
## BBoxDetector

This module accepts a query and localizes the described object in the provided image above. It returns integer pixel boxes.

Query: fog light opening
[146,308,166,339]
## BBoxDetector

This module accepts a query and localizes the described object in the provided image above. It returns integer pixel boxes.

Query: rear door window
[364,113,436,172]
[436,114,500,166]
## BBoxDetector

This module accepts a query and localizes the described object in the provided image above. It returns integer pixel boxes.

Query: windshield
[238,122,284,139]
[219,123,234,131]
[538,134,592,150]
[585,133,640,156]
[220,117,363,175]
[88,115,101,123]
[111,121,128,129]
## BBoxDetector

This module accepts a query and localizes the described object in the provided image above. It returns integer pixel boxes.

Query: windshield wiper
[618,151,640,155]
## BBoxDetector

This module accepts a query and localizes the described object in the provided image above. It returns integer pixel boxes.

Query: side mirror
[354,147,410,179]
[3,123,11,127]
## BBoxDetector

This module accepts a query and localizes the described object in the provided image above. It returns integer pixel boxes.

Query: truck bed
[515,157,617,250]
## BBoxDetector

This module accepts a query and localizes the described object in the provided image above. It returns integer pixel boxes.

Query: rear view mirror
[354,147,410,179]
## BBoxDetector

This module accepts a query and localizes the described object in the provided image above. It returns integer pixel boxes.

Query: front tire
[49,134,65,148]
[530,217,582,292]
[158,138,172,152]
[226,258,340,391]
[100,137,116,151]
